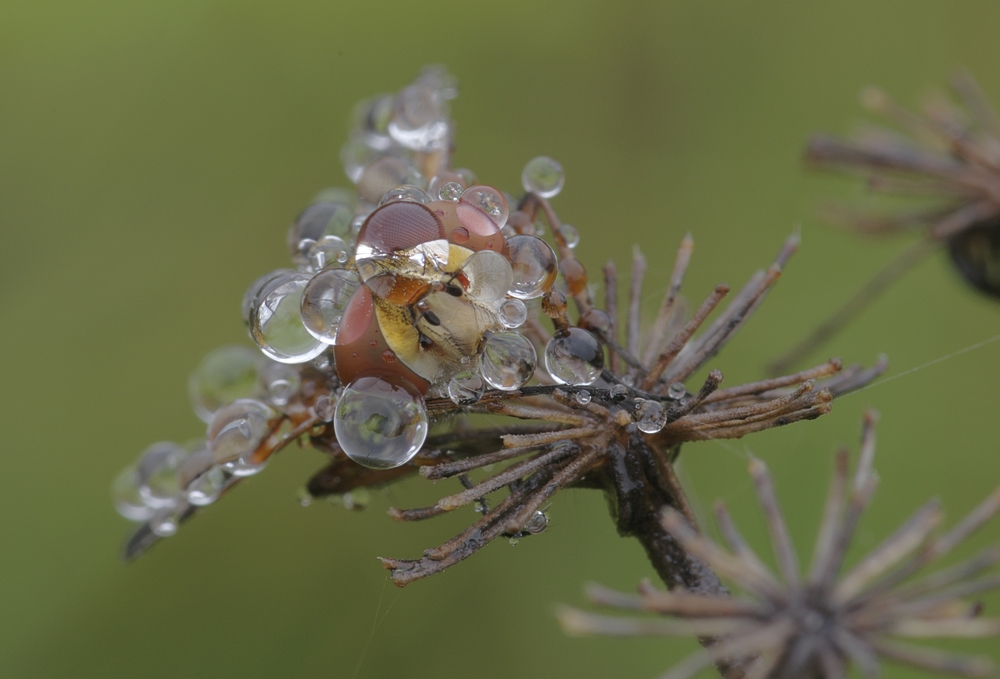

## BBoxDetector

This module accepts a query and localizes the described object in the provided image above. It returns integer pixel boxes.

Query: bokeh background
[3,1,1000,677]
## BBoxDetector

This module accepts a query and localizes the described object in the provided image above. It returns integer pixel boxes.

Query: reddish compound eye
[334,285,430,393]
[357,202,445,253]
[426,200,504,254]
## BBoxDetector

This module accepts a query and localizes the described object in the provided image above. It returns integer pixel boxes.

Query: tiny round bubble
[334,375,429,470]
[480,332,537,391]
[521,156,565,198]
[250,271,327,364]
[112,465,154,522]
[300,268,359,344]
[188,345,262,424]
[544,328,604,386]
[499,298,528,328]
[438,181,464,201]
[207,399,275,464]
[668,383,687,400]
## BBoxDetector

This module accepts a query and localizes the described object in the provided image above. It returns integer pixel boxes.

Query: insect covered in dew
[334,193,512,394]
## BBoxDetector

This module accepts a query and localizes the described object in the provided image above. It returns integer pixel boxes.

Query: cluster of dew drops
[113,67,619,538]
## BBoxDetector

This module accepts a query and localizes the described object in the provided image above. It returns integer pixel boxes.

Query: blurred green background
[3,1,1000,677]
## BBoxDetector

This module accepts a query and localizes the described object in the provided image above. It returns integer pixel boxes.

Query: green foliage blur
[3,1,1000,677]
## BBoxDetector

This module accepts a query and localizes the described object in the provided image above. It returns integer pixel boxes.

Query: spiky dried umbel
[357,198,884,588]
[560,412,1000,679]
[773,70,1000,372]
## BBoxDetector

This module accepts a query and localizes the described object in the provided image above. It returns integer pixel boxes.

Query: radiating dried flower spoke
[561,411,1000,678]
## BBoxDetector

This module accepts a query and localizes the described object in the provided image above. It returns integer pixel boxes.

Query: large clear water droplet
[668,383,687,400]
[448,371,485,405]
[524,510,549,534]
[522,156,565,198]
[480,332,537,390]
[460,185,509,229]
[334,376,429,470]
[250,271,327,363]
[544,328,604,386]
[559,223,580,248]
[634,399,667,434]
[461,250,513,302]
[188,345,262,424]
[206,399,275,464]
[135,441,189,509]
[300,268,360,344]
[242,269,294,327]
[506,234,557,300]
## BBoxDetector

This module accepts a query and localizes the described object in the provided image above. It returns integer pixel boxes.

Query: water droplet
[621,374,635,388]
[312,393,336,422]
[480,332,537,391]
[289,202,355,264]
[357,156,423,204]
[340,133,382,184]
[149,507,180,537]
[460,250,513,302]
[575,390,592,405]
[460,185,509,229]
[306,235,353,271]
[343,488,371,511]
[521,156,565,198]
[448,371,485,405]
[499,298,528,328]
[259,360,301,407]
[379,184,431,206]
[112,465,154,521]
[351,94,394,147]
[250,271,327,363]
[185,465,226,506]
[188,345,262,423]
[388,84,450,151]
[300,268,360,344]
[242,269,294,327]
[668,382,687,400]
[506,234,558,300]
[544,328,604,386]
[559,223,580,248]
[525,510,549,534]
[610,384,629,400]
[297,487,314,507]
[334,375,428,470]
[438,181,464,201]
[222,456,268,477]
[508,536,520,547]
[634,399,667,434]
[207,399,275,464]
[135,441,189,509]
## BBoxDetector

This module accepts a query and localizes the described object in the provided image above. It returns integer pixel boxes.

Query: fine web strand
[841,331,1000,399]
[350,573,403,679]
